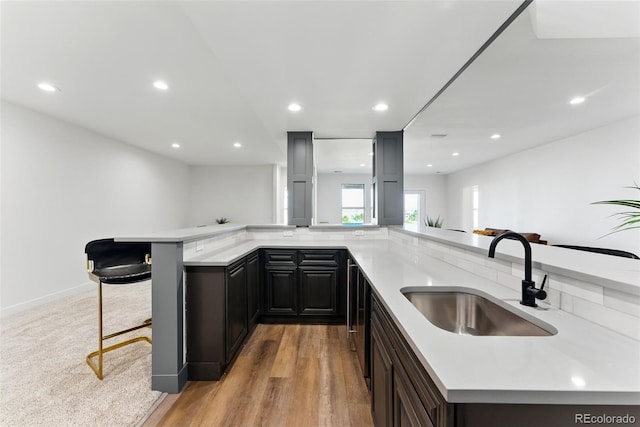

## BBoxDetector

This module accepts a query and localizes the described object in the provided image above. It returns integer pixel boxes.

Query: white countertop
[116,223,247,243]
[185,237,640,405]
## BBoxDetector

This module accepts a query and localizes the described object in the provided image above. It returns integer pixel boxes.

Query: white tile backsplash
[546,287,561,308]
[572,296,640,342]
[496,271,521,292]
[472,263,499,282]
[560,292,574,313]
[554,276,604,305]
[457,258,476,273]
[604,288,640,317]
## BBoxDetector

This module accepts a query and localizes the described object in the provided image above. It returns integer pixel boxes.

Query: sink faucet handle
[525,275,548,303]
[540,274,548,291]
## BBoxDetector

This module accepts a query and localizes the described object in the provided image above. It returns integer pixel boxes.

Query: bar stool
[85,238,152,379]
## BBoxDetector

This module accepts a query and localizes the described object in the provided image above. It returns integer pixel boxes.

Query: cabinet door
[394,364,434,427]
[185,267,226,380]
[226,261,248,362]
[371,317,394,427]
[264,268,297,315]
[356,269,370,379]
[299,267,338,316]
[246,252,260,327]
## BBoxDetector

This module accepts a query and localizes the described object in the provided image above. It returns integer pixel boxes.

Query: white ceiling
[404,1,640,174]
[2,1,638,175]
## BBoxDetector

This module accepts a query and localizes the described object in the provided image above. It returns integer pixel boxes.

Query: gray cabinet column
[150,242,188,393]
[372,131,404,225]
[287,131,314,226]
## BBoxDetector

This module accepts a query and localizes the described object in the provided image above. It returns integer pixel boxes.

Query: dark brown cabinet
[263,249,298,316]
[261,249,345,323]
[347,257,371,382]
[299,267,338,316]
[225,259,248,361]
[264,267,297,315]
[371,293,452,427]
[185,247,345,381]
[371,314,394,427]
[393,359,434,427]
[185,252,256,381]
[247,252,260,327]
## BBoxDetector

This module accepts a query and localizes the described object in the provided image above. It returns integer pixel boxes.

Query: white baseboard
[0,282,94,318]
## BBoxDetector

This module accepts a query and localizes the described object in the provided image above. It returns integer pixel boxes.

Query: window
[472,185,479,229]
[341,184,365,225]
[404,193,420,225]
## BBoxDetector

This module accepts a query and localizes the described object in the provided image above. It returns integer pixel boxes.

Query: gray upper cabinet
[287,131,314,226]
[373,131,404,225]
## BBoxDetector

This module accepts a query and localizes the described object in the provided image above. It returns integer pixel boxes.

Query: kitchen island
[118,224,640,421]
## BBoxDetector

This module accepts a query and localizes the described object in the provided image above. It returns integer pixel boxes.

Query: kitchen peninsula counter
[117,224,640,406]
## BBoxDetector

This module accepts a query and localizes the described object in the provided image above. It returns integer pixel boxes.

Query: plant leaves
[592,183,640,234]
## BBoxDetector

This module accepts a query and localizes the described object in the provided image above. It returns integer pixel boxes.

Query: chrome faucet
[488,231,547,307]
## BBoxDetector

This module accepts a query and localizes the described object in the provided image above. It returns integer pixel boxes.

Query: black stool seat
[94,264,151,284]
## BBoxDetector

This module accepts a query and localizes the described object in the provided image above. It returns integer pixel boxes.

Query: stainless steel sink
[402,287,556,336]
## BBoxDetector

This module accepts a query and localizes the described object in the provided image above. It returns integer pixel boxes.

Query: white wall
[404,174,448,227]
[316,173,372,224]
[188,165,275,226]
[446,116,640,255]
[0,101,190,315]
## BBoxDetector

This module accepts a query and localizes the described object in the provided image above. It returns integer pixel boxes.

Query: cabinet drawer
[298,249,340,267]
[264,249,297,266]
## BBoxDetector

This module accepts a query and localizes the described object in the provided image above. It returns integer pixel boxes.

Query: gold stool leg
[86,281,152,380]
[86,281,104,379]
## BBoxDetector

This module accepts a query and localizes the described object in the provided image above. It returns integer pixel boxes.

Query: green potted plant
[215,217,229,224]
[592,183,640,234]
[425,215,443,228]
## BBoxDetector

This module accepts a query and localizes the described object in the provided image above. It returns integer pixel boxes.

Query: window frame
[341,184,365,225]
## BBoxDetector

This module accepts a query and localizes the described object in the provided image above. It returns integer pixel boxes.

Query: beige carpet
[0,281,163,426]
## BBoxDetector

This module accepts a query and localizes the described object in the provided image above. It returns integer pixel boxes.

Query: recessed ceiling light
[373,103,388,112]
[153,80,169,90]
[452,152,460,156]
[426,164,433,168]
[360,163,366,167]
[490,133,501,140]
[569,96,585,105]
[368,152,374,156]
[171,143,180,148]
[37,82,59,92]
[233,142,242,148]
[288,103,302,112]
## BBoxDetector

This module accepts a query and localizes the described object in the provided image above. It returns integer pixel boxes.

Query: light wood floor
[143,324,373,427]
